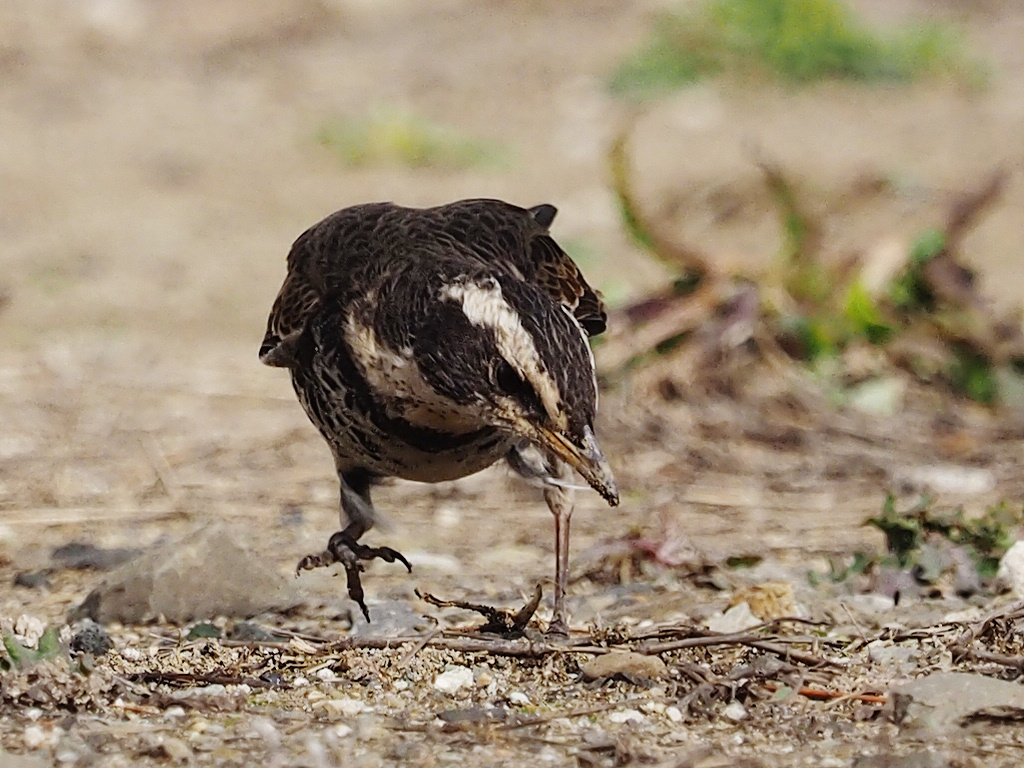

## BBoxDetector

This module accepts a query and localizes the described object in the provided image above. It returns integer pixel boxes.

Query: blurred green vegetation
[813,495,1021,589]
[316,108,512,170]
[610,0,981,96]
[1,627,61,671]
[775,224,1024,406]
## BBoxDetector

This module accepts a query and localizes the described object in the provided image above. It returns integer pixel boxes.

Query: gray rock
[893,672,1024,731]
[348,599,431,637]
[69,620,113,656]
[51,541,142,571]
[72,524,298,624]
[866,640,916,669]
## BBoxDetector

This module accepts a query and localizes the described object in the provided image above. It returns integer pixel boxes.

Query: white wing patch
[441,278,567,431]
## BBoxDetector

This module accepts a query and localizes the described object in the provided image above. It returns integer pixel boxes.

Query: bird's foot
[296,531,412,622]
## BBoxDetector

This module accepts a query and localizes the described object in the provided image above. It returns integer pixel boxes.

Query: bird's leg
[296,468,411,621]
[543,458,575,638]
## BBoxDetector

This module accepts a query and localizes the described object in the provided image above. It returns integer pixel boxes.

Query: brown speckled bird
[260,199,618,634]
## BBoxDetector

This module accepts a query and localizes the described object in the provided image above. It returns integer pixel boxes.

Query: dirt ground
[4,0,1024,765]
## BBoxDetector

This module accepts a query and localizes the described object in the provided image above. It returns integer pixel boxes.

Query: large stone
[893,672,1024,731]
[580,651,668,683]
[72,523,298,624]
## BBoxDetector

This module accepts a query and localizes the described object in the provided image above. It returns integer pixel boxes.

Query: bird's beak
[533,424,619,507]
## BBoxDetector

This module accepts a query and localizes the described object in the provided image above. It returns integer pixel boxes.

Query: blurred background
[6,1,1024,762]
[2,0,1024,633]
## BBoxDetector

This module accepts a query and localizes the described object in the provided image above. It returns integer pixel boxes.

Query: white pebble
[608,709,644,724]
[665,706,683,723]
[325,697,368,717]
[434,506,461,527]
[333,724,353,739]
[434,666,474,694]
[249,717,280,747]
[998,541,1024,597]
[23,725,48,748]
[13,615,45,648]
[291,676,310,688]
[705,602,761,634]
[722,702,747,722]
[315,668,337,682]
[508,691,531,706]
[393,680,409,691]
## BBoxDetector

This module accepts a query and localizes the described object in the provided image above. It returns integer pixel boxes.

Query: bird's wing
[435,199,609,337]
[260,203,395,368]
[526,231,607,337]
[259,270,318,367]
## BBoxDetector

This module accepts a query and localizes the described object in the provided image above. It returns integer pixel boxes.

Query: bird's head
[434,274,619,506]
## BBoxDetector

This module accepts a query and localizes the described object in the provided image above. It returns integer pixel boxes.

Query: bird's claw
[295,531,412,621]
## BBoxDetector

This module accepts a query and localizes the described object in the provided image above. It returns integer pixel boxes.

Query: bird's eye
[495,361,523,394]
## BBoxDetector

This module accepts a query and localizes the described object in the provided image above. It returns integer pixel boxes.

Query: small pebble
[325,697,367,717]
[434,666,474,694]
[722,702,747,722]
[705,602,761,634]
[159,736,192,762]
[333,724,353,739]
[508,691,531,706]
[393,680,409,691]
[434,506,460,527]
[846,594,896,615]
[998,541,1024,597]
[249,717,280,747]
[228,622,276,642]
[665,706,683,723]
[608,709,644,724]
[23,725,47,749]
[13,615,46,648]
[866,640,916,667]
[291,676,310,688]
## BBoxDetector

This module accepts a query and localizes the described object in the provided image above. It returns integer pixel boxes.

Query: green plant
[1,627,62,671]
[609,0,979,97]
[316,108,512,170]
[815,495,1022,590]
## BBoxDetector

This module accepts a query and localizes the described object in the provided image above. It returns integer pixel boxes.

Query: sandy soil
[3,0,1024,765]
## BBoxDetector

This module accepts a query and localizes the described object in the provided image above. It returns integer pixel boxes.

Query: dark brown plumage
[260,198,617,633]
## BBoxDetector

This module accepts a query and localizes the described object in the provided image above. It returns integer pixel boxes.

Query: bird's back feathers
[259,199,606,368]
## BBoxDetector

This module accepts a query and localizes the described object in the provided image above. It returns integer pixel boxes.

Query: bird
[260,198,618,635]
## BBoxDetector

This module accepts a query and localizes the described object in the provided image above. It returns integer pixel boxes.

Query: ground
[3,0,1024,765]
